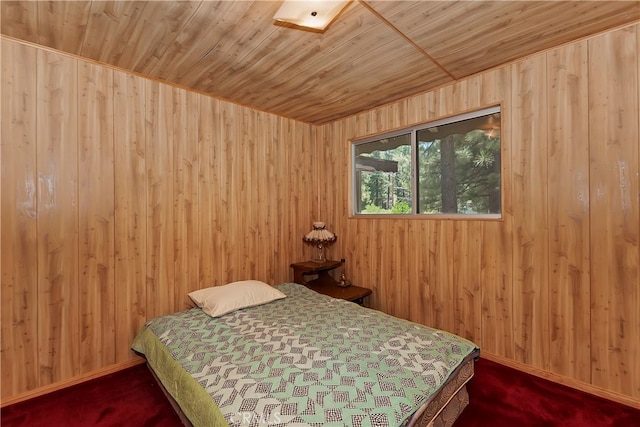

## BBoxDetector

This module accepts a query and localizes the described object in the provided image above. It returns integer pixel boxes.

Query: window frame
[350,105,503,219]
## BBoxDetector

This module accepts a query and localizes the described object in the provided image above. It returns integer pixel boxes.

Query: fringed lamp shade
[303,222,337,263]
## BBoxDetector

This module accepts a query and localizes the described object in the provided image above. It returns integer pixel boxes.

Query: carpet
[454,358,640,426]
[1,364,182,427]
[2,358,639,426]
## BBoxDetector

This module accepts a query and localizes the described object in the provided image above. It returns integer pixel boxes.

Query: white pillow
[188,280,286,318]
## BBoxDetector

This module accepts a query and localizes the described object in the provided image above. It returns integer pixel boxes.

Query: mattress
[132,283,479,427]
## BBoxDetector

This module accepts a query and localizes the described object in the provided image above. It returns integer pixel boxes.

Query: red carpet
[1,364,182,427]
[454,358,640,426]
[2,358,639,426]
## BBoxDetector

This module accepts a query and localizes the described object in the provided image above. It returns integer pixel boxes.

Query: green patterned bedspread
[134,283,478,427]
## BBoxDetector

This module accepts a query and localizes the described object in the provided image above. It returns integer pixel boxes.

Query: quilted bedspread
[139,283,478,427]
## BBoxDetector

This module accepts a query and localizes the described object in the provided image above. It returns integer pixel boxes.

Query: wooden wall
[2,23,639,408]
[316,23,640,407]
[1,37,316,402]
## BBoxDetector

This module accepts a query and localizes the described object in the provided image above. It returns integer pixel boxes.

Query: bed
[132,282,479,427]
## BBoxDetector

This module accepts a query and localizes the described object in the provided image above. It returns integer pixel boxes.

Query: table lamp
[303,222,337,263]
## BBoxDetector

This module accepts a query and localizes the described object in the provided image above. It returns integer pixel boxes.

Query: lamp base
[311,244,326,263]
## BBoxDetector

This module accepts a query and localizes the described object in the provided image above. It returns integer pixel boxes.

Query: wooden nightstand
[290,260,372,305]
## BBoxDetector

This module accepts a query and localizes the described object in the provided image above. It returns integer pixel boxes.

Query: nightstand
[290,260,372,305]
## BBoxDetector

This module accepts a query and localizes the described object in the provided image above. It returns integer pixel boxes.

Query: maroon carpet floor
[455,358,640,426]
[2,358,639,426]
[1,364,183,427]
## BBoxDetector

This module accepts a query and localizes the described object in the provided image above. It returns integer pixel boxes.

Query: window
[352,106,501,217]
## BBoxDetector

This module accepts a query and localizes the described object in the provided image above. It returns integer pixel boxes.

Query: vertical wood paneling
[630,25,640,400]
[78,61,115,372]
[379,221,408,319]
[286,118,315,266]
[220,105,236,275]
[480,219,514,358]
[547,41,591,382]
[213,98,233,284]
[316,22,640,408]
[36,49,79,384]
[637,25,640,401]
[589,26,639,398]
[510,56,550,369]
[257,111,275,280]
[406,92,436,125]
[1,37,317,402]
[431,221,455,332]
[240,107,258,279]
[274,116,293,278]
[407,220,429,326]
[453,221,482,342]
[452,76,482,342]
[479,67,513,359]
[392,221,410,320]
[113,72,146,363]
[1,39,39,398]
[145,80,174,319]
[209,98,229,285]
[316,121,342,256]
[292,118,313,272]
[173,88,200,310]
[197,94,217,289]
[2,22,640,406]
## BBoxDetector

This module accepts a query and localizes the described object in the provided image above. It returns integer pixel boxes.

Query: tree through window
[352,106,501,217]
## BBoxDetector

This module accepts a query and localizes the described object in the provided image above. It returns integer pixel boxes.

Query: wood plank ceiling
[2,1,639,124]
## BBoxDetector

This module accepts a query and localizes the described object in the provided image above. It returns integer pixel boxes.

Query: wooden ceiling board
[82,1,202,72]
[209,4,451,122]
[177,2,296,93]
[370,1,640,79]
[164,1,451,123]
[2,0,638,124]
[1,2,44,47]
[38,1,92,54]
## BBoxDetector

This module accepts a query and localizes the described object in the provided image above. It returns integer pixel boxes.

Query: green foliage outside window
[354,107,501,217]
